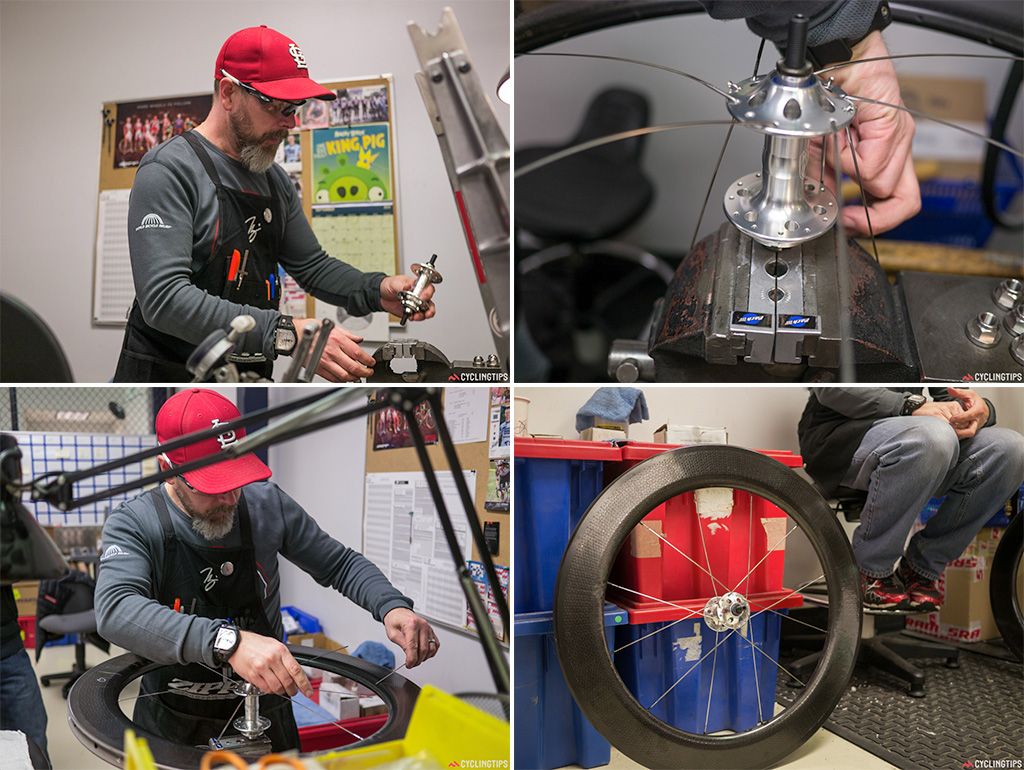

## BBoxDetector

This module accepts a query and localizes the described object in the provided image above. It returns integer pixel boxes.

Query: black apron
[133,489,299,752]
[114,131,284,383]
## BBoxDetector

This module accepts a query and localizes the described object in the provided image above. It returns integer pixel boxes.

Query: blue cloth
[352,641,395,669]
[290,689,337,727]
[575,388,649,433]
[0,647,49,762]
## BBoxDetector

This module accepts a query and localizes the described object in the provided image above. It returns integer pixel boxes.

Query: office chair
[0,293,73,382]
[784,485,960,698]
[35,570,107,699]
[515,88,674,381]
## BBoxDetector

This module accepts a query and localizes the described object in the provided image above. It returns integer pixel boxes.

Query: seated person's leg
[842,416,960,610]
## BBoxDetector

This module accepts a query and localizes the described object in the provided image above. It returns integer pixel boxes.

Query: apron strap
[182,130,223,187]
[152,487,176,538]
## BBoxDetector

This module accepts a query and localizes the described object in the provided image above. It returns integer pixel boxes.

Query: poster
[330,85,390,127]
[484,459,510,512]
[488,404,510,459]
[372,390,438,450]
[113,95,211,168]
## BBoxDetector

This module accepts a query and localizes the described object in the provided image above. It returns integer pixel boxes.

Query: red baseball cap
[156,389,271,495]
[215,25,336,102]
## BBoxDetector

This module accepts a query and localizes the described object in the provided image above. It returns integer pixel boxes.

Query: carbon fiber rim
[554,445,861,769]
[67,644,420,770]
[990,511,1023,662]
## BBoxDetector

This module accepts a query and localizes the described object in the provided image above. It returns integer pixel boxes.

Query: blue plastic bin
[282,606,322,634]
[919,483,1022,528]
[614,610,784,734]
[513,439,621,614]
[514,606,628,770]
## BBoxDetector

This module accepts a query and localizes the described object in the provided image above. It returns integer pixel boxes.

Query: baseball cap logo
[288,43,308,70]
[212,418,238,450]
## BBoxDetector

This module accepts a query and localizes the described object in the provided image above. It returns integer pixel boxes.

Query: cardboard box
[653,424,728,445]
[319,678,360,722]
[579,427,626,442]
[897,76,987,179]
[360,695,387,717]
[905,527,1004,643]
[12,581,38,617]
[285,632,347,679]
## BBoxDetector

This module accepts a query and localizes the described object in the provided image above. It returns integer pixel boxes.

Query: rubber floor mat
[775,642,1023,769]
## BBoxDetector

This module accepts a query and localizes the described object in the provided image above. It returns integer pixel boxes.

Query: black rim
[990,511,1024,662]
[554,445,861,769]
[67,645,421,770]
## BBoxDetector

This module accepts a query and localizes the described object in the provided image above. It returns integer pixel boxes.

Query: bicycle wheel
[554,445,861,769]
[67,645,420,770]
[990,510,1023,662]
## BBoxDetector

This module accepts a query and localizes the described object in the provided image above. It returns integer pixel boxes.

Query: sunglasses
[221,69,306,118]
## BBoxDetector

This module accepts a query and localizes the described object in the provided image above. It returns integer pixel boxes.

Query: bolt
[966,311,1003,348]
[431,72,444,83]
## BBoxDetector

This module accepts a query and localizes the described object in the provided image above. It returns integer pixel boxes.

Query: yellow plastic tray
[317,685,508,769]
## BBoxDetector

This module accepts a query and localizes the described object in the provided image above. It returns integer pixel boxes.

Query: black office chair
[784,485,960,698]
[515,88,674,381]
[0,293,73,382]
[35,570,108,699]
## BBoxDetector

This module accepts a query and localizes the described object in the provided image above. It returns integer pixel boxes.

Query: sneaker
[861,571,911,611]
[896,558,942,612]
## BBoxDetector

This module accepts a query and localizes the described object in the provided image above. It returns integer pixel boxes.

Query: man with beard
[114,26,434,383]
[95,389,439,750]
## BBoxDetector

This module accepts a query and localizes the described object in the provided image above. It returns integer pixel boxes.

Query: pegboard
[11,431,158,525]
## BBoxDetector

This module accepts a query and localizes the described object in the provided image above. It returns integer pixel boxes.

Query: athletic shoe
[896,558,942,612]
[861,571,911,611]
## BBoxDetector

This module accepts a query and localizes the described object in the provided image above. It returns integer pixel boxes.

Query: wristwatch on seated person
[213,623,240,664]
[273,315,297,356]
[900,394,927,416]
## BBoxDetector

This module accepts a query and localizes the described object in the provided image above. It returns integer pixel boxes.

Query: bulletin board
[362,389,509,642]
[92,74,399,330]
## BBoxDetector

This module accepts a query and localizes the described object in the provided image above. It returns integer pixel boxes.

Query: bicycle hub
[231,681,271,740]
[724,15,856,249]
[703,591,750,633]
[399,254,443,325]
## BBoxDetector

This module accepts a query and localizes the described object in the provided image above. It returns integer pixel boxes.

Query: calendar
[312,203,397,275]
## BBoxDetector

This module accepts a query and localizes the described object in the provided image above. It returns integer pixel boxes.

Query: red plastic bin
[18,616,35,649]
[298,713,388,752]
[606,442,802,621]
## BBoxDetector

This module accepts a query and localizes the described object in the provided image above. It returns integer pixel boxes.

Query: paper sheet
[93,188,134,324]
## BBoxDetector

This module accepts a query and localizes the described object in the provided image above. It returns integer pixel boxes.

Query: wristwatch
[273,315,297,356]
[806,1,892,67]
[900,394,927,416]
[213,623,240,664]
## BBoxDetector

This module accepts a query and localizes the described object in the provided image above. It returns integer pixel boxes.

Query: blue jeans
[841,417,1024,580]
[0,647,50,762]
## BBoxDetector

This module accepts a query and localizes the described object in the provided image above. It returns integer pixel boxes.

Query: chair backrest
[0,293,73,382]
[571,88,651,163]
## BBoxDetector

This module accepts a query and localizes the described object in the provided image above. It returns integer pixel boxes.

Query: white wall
[265,386,500,697]
[514,385,1024,452]
[515,9,1023,255]
[0,0,509,383]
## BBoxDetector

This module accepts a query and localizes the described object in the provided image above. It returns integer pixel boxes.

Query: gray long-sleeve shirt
[95,481,411,669]
[126,130,387,361]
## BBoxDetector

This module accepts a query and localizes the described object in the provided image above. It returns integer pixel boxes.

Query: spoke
[750,623,764,725]
[832,125,857,383]
[696,502,730,597]
[608,581,706,619]
[690,120,736,251]
[748,574,827,618]
[518,51,739,102]
[118,688,175,704]
[752,37,767,78]
[212,696,242,741]
[647,629,735,713]
[638,521,728,594]
[743,493,755,595]
[847,95,1024,158]
[514,120,769,178]
[845,126,879,263]
[612,615,699,655]
[815,52,1023,77]
[734,628,806,688]
[268,690,364,742]
[704,630,720,735]
[730,522,798,595]
[761,607,828,636]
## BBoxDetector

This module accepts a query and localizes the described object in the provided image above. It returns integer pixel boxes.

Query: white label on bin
[761,517,787,550]
[673,622,702,661]
[696,488,733,520]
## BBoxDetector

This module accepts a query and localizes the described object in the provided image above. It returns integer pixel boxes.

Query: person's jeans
[0,647,50,762]
[841,417,1024,580]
